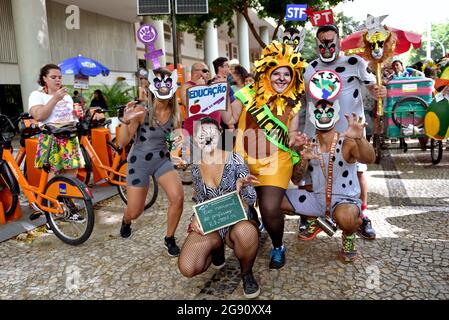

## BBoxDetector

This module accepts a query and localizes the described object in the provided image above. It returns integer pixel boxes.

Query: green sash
[235,86,300,165]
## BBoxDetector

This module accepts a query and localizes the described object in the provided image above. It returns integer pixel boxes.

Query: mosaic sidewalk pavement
[1,142,448,300]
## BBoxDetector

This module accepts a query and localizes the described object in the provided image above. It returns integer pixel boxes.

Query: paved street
[1,141,448,300]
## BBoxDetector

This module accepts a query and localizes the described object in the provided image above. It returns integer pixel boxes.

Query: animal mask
[308,99,340,131]
[148,69,178,100]
[365,31,391,60]
[316,32,340,63]
[281,27,306,53]
[361,14,389,38]
[362,14,391,61]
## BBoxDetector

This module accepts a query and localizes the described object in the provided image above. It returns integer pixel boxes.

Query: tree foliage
[173,0,351,48]
[99,81,134,116]
[408,22,449,65]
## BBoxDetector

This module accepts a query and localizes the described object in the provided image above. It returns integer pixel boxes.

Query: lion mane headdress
[360,14,397,70]
[252,41,307,115]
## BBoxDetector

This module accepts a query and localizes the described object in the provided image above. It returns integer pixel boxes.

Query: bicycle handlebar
[0,114,18,133]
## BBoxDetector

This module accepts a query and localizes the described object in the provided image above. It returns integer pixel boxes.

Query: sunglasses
[200,69,209,73]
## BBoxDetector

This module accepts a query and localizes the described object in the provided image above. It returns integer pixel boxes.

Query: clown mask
[316,30,340,63]
[148,69,178,100]
[194,123,221,154]
[308,99,340,131]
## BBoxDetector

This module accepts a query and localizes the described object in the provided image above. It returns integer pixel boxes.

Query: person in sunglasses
[180,62,210,108]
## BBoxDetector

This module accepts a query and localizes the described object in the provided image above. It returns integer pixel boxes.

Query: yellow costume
[234,41,307,189]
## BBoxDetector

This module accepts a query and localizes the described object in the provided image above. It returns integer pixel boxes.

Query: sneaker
[269,245,286,269]
[298,218,322,241]
[241,272,260,299]
[339,233,358,263]
[120,219,132,238]
[211,244,226,270]
[357,217,376,240]
[164,236,180,257]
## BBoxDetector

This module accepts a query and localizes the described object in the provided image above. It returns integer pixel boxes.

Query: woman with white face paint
[220,41,309,270]
[117,68,184,257]
[177,117,261,299]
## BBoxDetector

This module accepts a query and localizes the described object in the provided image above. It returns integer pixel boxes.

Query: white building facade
[0,0,276,113]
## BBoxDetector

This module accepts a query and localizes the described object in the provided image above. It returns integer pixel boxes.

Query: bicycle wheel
[0,162,20,217]
[115,160,158,210]
[77,145,92,185]
[430,139,443,165]
[392,96,428,129]
[44,174,94,245]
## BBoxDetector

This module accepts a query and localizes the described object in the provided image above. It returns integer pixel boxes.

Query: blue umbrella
[59,54,110,77]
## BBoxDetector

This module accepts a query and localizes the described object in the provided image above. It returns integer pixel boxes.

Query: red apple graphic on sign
[189,99,201,114]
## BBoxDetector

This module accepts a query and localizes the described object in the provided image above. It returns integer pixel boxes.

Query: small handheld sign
[308,70,342,101]
[309,9,334,26]
[193,191,247,235]
[187,82,228,116]
[285,4,308,21]
[137,24,164,69]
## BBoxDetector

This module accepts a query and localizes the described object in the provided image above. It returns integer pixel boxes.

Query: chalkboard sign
[193,191,247,235]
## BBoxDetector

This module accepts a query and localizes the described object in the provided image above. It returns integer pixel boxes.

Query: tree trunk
[272,16,284,41]
[240,6,266,49]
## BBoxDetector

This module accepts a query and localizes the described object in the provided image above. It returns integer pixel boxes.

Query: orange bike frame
[80,136,126,186]
[3,148,64,214]
[14,146,26,166]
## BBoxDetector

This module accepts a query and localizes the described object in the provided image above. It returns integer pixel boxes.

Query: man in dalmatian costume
[284,99,376,262]
[298,17,387,241]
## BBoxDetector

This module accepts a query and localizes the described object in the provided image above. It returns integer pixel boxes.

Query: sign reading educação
[187,82,228,116]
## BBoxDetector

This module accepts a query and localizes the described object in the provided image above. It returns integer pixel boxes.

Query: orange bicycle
[13,113,49,186]
[0,114,95,245]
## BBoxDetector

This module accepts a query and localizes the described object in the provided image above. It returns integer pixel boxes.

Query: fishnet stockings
[226,220,259,274]
[178,221,259,277]
[178,231,222,278]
